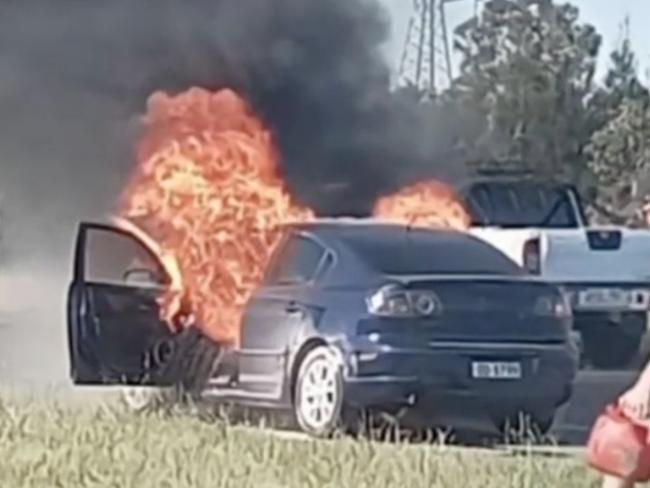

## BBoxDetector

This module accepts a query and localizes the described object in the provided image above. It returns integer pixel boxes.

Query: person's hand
[619,381,650,421]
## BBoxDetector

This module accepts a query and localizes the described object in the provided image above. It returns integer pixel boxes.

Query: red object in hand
[587,404,650,483]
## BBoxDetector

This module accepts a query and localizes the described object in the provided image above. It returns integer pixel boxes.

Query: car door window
[265,235,325,285]
[84,227,167,287]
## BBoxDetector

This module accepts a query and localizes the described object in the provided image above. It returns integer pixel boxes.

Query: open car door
[67,221,177,386]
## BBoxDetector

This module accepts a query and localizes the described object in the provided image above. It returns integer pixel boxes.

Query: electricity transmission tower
[398,0,476,95]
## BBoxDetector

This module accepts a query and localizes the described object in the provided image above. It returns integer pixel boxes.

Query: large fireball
[372,180,471,231]
[117,87,469,349]
[118,87,314,347]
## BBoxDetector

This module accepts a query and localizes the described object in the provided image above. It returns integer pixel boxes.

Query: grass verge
[0,393,601,488]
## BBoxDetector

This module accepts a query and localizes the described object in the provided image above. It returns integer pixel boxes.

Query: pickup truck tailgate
[470,227,650,283]
[543,229,650,283]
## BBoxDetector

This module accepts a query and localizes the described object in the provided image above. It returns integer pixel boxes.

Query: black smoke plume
[0,0,469,257]
[0,0,477,384]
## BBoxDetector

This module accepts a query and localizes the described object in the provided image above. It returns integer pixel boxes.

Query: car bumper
[341,340,578,431]
[560,283,650,315]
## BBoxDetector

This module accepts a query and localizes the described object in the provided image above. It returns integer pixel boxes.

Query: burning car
[67,216,579,438]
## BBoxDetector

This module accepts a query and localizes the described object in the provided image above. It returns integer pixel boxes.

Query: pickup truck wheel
[581,315,645,370]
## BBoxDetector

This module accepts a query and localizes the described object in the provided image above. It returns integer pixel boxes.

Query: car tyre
[582,320,644,370]
[498,411,555,440]
[293,345,345,438]
[162,328,224,401]
[121,329,223,412]
[119,386,174,412]
[530,412,555,436]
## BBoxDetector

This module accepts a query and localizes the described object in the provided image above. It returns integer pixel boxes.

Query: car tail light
[523,238,541,274]
[367,284,442,318]
[534,294,572,319]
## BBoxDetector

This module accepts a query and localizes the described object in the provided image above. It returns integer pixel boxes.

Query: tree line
[398,0,650,226]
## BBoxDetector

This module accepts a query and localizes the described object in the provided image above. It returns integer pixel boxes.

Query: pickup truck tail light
[366,284,442,318]
[523,238,541,274]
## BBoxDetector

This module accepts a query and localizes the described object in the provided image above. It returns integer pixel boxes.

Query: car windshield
[464,182,580,228]
[341,228,524,276]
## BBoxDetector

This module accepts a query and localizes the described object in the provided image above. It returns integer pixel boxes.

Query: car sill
[427,340,567,350]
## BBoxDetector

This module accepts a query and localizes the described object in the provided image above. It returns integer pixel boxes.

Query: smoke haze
[0,0,468,384]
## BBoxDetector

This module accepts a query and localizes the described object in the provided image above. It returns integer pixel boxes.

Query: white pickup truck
[457,175,650,369]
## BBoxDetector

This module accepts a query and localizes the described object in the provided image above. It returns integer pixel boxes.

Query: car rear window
[343,229,523,276]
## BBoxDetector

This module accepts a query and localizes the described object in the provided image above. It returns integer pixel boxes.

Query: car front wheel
[119,386,174,412]
[293,346,345,438]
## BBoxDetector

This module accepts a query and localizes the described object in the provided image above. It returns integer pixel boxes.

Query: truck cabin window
[465,182,580,229]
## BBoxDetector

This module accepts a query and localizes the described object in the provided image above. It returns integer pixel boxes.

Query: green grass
[0,393,602,488]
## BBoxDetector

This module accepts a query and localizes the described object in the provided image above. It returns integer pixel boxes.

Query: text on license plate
[577,288,631,308]
[471,361,522,380]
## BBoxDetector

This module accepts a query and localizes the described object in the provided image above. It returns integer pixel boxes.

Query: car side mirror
[123,268,161,286]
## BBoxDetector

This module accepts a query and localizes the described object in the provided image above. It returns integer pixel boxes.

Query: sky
[378,0,650,83]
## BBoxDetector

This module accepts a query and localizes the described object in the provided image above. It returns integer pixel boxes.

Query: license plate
[471,361,522,380]
[577,288,632,309]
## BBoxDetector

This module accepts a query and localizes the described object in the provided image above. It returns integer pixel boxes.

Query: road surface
[552,369,636,444]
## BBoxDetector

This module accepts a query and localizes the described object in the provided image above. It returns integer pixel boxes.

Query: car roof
[286,218,527,279]
[285,218,476,244]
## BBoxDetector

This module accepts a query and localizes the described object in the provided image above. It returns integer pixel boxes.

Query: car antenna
[405,215,416,242]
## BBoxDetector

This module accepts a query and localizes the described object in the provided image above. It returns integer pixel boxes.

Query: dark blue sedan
[67,218,579,438]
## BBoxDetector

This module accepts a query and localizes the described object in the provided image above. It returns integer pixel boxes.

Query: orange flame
[117,88,469,348]
[118,87,314,347]
[372,180,471,231]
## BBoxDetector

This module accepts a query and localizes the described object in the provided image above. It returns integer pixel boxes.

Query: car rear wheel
[497,411,555,440]
[293,346,345,438]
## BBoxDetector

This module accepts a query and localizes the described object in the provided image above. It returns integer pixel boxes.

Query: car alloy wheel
[119,387,170,412]
[294,346,344,437]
